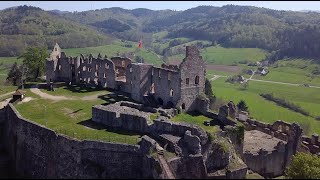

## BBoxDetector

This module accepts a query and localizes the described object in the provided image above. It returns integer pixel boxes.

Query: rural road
[208,74,320,89]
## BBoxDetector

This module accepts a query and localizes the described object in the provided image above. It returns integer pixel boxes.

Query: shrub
[260,93,310,116]
[285,152,320,179]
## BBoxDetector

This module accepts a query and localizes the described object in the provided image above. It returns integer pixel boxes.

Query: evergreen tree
[6,62,22,86]
[237,100,249,112]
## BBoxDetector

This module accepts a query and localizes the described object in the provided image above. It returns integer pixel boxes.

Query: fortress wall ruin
[301,135,320,155]
[1,104,148,178]
[243,144,287,178]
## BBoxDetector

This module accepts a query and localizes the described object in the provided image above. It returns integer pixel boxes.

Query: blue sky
[1,1,320,12]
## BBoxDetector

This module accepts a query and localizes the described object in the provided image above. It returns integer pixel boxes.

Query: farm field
[64,40,164,65]
[253,59,320,86]
[211,77,320,135]
[14,87,141,144]
[201,46,268,65]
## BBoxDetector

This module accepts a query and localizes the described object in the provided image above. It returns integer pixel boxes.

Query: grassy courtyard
[14,87,141,144]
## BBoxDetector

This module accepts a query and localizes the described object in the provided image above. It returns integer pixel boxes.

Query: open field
[14,87,141,144]
[211,77,320,135]
[201,46,268,65]
[64,40,164,66]
[253,59,320,86]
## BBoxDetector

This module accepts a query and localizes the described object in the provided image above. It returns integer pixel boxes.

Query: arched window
[182,103,186,110]
[195,76,199,85]
[82,66,86,71]
[105,64,109,69]
[170,89,173,97]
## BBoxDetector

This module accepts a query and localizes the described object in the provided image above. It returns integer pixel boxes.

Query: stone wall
[151,117,208,145]
[178,46,206,112]
[243,144,286,178]
[168,155,207,179]
[301,134,320,155]
[92,102,151,134]
[2,104,146,178]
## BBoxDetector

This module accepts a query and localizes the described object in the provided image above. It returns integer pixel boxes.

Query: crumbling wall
[92,103,150,134]
[151,67,180,108]
[178,46,206,112]
[301,135,320,155]
[111,57,132,78]
[151,118,208,145]
[3,104,144,178]
[243,143,286,178]
[168,154,207,179]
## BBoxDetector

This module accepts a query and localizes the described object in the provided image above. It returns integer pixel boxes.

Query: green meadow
[212,77,320,135]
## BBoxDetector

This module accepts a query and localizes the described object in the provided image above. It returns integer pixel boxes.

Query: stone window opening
[170,89,173,97]
[122,60,125,67]
[105,64,109,69]
[55,48,57,51]
[96,64,99,70]
[195,76,199,85]
[130,67,132,73]
[82,66,86,72]
[151,68,154,76]
[158,70,161,78]
[186,78,189,85]
[151,83,155,94]
[182,103,186,110]
[58,65,61,70]
[168,72,171,81]
[95,72,98,77]
[103,73,106,78]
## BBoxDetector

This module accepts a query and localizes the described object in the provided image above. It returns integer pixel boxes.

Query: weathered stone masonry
[1,104,155,178]
[46,44,206,112]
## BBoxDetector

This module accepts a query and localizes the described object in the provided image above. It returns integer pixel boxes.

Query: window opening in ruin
[170,89,173,97]
[151,83,155,94]
[159,70,161,78]
[58,65,61,70]
[104,73,106,78]
[106,64,109,69]
[168,72,171,81]
[182,103,186,110]
[96,64,98,70]
[104,82,107,87]
[130,67,132,73]
[195,76,199,85]
[186,78,189,85]
[122,60,125,67]
[83,66,86,71]
[286,126,289,132]
[88,77,91,83]
[278,125,282,132]
[55,48,57,51]
[151,68,154,76]
[95,72,98,77]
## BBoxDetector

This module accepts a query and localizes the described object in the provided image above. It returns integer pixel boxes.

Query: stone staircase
[156,144,175,179]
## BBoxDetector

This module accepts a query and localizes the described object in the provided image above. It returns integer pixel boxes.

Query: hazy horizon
[1,1,320,12]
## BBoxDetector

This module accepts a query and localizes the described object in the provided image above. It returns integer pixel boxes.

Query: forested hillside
[0,6,112,56]
[2,4,320,62]
[142,5,320,61]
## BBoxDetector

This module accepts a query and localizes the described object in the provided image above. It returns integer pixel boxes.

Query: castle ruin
[46,43,205,112]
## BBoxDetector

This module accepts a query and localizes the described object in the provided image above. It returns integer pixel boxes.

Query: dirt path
[209,75,227,82]
[30,88,75,101]
[30,88,108,101]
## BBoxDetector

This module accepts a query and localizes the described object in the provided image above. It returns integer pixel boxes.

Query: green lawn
[0,85,17,96]
[171,112,219,135]
[15,88,141,144]
[201,46,268,65]
[42,84,107,98]
[212,77,320,135]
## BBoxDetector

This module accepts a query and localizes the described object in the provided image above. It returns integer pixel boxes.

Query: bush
[260,93,310,116]
[285,152,320,179]
[237,100,249,112]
